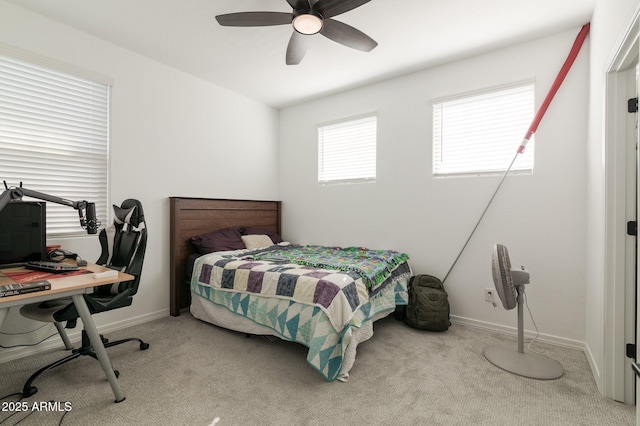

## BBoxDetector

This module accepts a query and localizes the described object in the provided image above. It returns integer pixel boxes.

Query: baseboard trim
[0,309,169,364]
[582,341,601,392]
[451,315,586,351]
[96,309,170,336]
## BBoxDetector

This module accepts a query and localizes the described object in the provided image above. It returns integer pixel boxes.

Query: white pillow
[241,234,274,249]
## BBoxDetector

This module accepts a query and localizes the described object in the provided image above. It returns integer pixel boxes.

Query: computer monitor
[0,201,47,265]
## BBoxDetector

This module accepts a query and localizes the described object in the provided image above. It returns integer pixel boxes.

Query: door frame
[604,8,640,404]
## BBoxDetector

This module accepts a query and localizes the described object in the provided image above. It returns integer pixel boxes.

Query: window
[318,114,376,184]
[432,82,534,177]
[0,49,110,236]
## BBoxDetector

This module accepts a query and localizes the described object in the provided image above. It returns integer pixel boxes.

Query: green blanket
[248,245,409,289]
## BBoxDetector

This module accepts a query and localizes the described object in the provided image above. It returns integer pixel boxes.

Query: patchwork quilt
[190,244,411,381]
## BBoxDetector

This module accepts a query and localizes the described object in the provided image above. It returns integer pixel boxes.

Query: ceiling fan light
[293,13,323,35]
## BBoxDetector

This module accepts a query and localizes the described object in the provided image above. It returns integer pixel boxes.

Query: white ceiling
[7,0,595,109]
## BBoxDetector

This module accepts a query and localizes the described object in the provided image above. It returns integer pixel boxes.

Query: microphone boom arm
[0,181,100,234]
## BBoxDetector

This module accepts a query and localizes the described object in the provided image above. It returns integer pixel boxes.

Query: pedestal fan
[483,243,563,379]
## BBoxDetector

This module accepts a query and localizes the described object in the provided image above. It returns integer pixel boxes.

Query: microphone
[85,202,98,234]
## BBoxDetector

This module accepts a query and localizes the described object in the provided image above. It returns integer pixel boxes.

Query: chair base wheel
[22,386,38,398]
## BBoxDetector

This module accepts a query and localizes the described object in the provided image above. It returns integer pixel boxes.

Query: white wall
[587,0,640,394]
[2,0,634,404]
[280,29,589,344]
[0,1,279,355]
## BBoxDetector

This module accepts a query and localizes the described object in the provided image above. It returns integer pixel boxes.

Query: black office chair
[19,199,149,397]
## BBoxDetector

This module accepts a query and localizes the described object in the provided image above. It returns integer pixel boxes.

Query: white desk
[0,263,134,403]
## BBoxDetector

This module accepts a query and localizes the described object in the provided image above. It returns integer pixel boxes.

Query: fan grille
[492,244,517,310]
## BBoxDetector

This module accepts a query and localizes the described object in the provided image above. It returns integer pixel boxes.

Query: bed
[169,197,411,381]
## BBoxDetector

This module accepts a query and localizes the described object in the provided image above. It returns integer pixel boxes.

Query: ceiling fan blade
[286,31,309,65]
[215,12,292,27]
[313,0,371,18]
[286,0,311,10]
[320,18,377,52]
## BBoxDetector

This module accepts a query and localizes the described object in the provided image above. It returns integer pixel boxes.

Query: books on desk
[0,280,51,298]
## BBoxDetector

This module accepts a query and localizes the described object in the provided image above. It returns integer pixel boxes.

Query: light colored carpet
[0,314,635,425]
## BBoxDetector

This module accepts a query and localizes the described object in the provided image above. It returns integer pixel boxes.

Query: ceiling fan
[215,0,378,65]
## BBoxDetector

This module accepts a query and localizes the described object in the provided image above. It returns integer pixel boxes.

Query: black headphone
[48,249,77,263]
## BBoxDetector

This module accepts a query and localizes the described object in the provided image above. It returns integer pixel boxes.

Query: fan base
[483,345,564,380]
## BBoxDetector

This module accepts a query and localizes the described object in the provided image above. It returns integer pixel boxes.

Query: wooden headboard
[169,197,281,316]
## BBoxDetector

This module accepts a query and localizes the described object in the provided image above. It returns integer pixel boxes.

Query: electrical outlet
[484,288,494,303]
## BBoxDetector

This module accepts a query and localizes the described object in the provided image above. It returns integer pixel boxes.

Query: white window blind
[0,53,109,236]
[318,114,376,184]
[433,83,534,177]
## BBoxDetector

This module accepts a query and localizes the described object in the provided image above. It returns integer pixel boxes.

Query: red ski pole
[443,23,590,284]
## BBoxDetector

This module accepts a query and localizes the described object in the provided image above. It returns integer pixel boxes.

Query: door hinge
[627,221,637,236]
[627,343,636,359]
[629,97,639,113]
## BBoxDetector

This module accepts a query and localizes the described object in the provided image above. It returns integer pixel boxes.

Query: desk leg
[71,294,126,403]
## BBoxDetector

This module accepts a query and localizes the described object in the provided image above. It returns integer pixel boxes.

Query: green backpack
[404,274,451,332]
